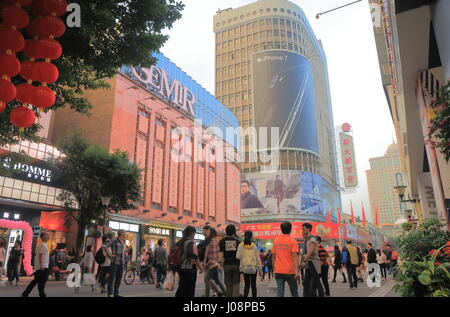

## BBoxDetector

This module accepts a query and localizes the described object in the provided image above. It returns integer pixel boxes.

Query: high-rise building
[213,0,341,226]
[366,143,405,238]
[369,0,450,228]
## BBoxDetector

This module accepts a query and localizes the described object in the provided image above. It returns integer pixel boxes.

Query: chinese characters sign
[339,132,358,187]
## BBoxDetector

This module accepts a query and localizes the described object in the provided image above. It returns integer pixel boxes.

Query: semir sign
[3,157,52,183]
[132,66,196,117]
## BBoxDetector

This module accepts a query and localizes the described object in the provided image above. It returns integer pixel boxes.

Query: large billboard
[251,50,319,154]
[241,171,341,223]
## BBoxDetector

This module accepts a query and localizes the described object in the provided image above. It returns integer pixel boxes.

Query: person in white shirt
[376,249,387,280]
[22,232,50,297]
[81,245,94,273]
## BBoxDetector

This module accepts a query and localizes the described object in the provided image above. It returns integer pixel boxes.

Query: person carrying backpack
[96,234,112,293]
[344,240,359,290]
[174,226,202,297]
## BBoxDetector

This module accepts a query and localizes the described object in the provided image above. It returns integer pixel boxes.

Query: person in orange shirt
[272,222,300,297]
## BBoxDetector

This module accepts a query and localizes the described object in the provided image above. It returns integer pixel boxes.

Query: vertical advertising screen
[241,171,341,223]
[339,132,358,187]
[251,50,319,153]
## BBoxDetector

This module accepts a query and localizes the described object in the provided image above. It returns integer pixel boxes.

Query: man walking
[367,243,378,283]
[272,221,299,297]
[301,223,324,297]
[219,224,241,297]
[344,240,359,289]
[154,239,167,289]
[22,232,50,297]
[104,230,126,297]
[317,237,331,296]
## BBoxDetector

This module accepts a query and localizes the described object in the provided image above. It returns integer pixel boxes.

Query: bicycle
[123,265,154,285]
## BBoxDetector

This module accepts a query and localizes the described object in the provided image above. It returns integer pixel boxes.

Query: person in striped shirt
[317,236,331,297]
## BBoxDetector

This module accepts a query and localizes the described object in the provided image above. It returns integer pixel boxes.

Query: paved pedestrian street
[0,271,400,298]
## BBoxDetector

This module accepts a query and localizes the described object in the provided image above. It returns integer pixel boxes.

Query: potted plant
[428,80,450,161]
[394,218,450,297]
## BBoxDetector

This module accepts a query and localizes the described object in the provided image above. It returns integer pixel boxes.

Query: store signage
[2,157,52,183]
[339,132,358,187]
[132,66,196,117]
[146,225,170,236]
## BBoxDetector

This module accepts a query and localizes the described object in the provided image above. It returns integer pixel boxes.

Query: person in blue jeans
[103,230,126,297]
[272,222,300,297]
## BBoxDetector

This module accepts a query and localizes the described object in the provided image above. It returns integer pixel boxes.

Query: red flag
[375,207,379,227]
[326,210,331,223]
[337,208,341,226]
[350,200,355,224]
[362,202,367,227]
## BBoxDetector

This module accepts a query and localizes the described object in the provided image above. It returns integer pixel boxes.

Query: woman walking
[98,234,112,293]
[264,250,274,281]
[331,245,347,283]
[0,240,5,281]
[236,231,261,297]
[376,249,387,280]
[7,241,23,285]
[203,228,226,297]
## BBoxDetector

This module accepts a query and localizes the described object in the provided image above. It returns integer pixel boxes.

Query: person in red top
[272,221,300,297]
[317,236,331,296]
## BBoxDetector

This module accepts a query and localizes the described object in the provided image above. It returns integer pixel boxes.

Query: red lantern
[5,0,33,6]
[35,61,58,83]
[43,0,68,17]
[0,53,21,77]
[15,83,35,104]
[19,60,37,81]
[0,79,17,103]
[34,86,55,108]
[36,38,62,60]
[10,106,36,129]
[39,16,65,38]
[23,39,43,59]
[0,28,25,52]
[1,5,30,29]
[27,17,43,38]
[30,0,47,17]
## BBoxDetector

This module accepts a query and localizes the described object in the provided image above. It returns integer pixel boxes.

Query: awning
[0,197,65,212]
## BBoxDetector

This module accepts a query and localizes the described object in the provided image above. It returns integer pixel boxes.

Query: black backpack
[95,248,106,265]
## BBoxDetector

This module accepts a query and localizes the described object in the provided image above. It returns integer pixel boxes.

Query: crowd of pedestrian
[6,222,399,297]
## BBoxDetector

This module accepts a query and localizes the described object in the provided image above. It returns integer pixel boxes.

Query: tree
[0,0,184,147]
[51,133,142,253]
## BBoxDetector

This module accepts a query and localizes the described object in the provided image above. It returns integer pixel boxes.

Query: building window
[183,210,192,216]
[151,202,162,210]
[155,118,165,127]
[168,207,177,214]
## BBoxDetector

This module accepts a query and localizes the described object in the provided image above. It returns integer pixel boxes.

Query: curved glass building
[214,0,342,223]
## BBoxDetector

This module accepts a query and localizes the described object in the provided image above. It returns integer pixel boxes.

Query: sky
[160,0,397,223]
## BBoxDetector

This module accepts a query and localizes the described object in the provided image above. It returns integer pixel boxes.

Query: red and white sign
[339,132,358,187]
[241,221,340,240]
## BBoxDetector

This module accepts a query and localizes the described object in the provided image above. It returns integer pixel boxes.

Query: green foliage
[428,80,450,161]
[0,0,184,147]
[394,218,450,297]
[50,133,142,251]
[397,217,450,262]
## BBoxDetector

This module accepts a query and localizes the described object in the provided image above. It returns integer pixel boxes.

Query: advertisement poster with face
[241,171,341,222]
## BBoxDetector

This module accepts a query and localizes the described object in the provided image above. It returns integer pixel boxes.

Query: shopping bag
[163,271,175,291]
[267,279,277,294]
[82,273,96,286]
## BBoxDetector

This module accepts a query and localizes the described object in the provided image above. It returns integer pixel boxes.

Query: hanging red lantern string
[0,0,37,131]
[0,0,31,119]
[25,0,66,112]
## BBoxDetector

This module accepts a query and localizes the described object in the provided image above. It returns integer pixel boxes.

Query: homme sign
[132,66,196,117]
[2,157,52,183]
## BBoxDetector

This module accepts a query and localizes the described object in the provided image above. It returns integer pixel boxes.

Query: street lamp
[101,196,112,234]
